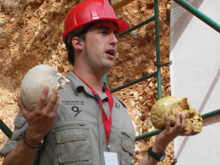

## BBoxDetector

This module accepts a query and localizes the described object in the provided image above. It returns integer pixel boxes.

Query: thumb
[18,96,28,116]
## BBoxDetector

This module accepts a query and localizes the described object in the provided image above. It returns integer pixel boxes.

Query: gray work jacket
[1,72,136,165]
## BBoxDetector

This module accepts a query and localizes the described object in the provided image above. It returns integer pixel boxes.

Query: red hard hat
[63,0,130,42]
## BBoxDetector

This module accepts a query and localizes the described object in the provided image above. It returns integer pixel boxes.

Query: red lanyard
[73,72,114,144]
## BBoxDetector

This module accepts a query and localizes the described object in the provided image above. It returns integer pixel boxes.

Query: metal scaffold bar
[135,108,220,141]
[119,16,155,37]
[136,129,162,141]
[0,119,12,139]
[154,0,162,99]
[111,72,157,93]
[202,108,220,119]
[174,0,220,33]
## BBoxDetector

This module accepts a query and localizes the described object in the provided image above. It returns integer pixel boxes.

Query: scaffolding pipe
[136,129,162,141]
[174,0,220,33]
[135,108,220,141]
[0,119,12,139]
[111,72,157,93]
[154,0,162,99]
[119,16,155,37]
[202,108,220,119]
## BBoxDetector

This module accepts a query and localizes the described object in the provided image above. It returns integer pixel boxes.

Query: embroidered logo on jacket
[71,106,82,117]
[62,100,84,117]
[62,100,84,105]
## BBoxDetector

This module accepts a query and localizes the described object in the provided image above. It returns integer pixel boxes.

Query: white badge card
[104,152,119,165]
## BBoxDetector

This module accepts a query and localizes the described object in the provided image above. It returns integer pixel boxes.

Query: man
[1,0,195,164]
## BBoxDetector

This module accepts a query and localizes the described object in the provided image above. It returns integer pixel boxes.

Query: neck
[73,68,104,96]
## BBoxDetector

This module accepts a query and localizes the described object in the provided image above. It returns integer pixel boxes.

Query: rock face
[0,0,171,164]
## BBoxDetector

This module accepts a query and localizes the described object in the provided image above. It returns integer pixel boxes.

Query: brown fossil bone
[150,96,203,133]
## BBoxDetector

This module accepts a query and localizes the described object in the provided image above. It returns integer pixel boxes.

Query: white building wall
[170,0,220,164]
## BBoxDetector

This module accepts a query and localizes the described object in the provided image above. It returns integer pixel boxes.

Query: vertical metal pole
[154,0,162,99]
[104,74,108,84]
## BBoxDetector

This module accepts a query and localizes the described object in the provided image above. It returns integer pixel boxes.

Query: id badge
[104,152,119,165]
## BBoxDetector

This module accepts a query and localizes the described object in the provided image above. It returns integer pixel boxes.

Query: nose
[109,32,118,46]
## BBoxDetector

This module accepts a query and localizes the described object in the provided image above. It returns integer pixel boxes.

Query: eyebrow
[98,26,119,35]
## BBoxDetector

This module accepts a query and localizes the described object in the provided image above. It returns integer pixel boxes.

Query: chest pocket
[53,121,92,165]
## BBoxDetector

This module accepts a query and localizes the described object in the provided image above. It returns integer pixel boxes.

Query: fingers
[36,86,59,114]
[175,112,186,128]
[184,123,195,136]
[18,96,27,116]
[45,86,59,113]
[164,113,170,130]
[18,96,25,110]
[51,96,59,116]
[164,112,186,130]
[37,86,49,110]
[175,112,196,136]
[161,112,195,141]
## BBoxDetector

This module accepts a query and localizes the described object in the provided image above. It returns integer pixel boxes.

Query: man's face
[82,21,119,74]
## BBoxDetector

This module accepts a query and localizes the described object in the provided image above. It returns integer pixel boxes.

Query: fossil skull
[150,96,203,133]
[20,64,70,111]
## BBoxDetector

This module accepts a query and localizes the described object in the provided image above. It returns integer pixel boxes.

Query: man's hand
[153,112,195,153]
[18,86,59,145]
[139,112,196,165]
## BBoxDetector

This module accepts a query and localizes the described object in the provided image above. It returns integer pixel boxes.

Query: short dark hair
[65,22,96,66]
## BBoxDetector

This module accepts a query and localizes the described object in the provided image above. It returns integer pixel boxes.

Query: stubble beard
[84,42,114,74]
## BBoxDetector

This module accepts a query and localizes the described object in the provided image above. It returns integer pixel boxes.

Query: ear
[71,36,83,51]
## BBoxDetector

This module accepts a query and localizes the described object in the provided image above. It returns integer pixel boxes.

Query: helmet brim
[63,18,130,42]
[105,18,130,34]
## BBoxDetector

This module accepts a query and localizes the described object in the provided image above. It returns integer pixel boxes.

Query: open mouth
[106,50,115,56]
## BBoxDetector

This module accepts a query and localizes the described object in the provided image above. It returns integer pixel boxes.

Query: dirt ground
[0,0,172,164]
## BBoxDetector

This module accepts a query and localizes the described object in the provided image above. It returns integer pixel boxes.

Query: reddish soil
[0,0,172,164]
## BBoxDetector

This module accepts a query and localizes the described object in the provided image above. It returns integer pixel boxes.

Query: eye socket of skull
[150,96,203,133]
[20,64,70,111]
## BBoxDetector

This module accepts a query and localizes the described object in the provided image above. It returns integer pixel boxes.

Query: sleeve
[0,110,28,157]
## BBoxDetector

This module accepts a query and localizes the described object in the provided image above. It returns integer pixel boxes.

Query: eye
[114,32,119,38]
[101,30,109,34]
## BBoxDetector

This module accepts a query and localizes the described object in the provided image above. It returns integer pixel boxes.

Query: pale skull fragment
[20,64,70,111]
[150,96,203,133]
